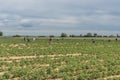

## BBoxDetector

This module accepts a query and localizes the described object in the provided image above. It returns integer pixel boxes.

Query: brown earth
[0,53,82,60]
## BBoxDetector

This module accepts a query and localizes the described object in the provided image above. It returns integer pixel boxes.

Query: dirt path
[103,75,120,80]
[0,53,82,60]
[95,74,120,80]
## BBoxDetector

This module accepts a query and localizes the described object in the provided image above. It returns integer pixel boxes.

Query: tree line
[0,31,119,37]
[61,32,119,37]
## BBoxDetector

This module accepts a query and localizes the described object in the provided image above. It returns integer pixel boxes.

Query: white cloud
[0,0,120,35]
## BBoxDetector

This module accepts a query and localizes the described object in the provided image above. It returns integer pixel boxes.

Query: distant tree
[49,35,54,37]
[38,36,46,37]
[80,34,83,37]
[13,35,21,37]
[69,34,75,37]
[0,31,3,36]
[94,33,97,37]
[69,35,72,37]
[117,34,119,37]
[84,33,92,37]
[97,35,102,37]
[61,33,67,37]
[103,35,108,37]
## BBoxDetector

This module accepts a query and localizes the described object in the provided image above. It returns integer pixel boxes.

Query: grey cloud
[0,0,120,35]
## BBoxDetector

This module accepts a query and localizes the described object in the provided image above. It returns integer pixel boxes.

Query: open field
[0,37,120,80]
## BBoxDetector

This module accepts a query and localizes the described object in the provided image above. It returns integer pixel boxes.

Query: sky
[0,0,120,36]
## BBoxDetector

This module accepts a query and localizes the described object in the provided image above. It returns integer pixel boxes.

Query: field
[0,37,120,80]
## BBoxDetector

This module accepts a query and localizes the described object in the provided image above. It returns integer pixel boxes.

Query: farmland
[0,37,120,80]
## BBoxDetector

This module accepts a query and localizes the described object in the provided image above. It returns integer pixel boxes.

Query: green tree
[49,35,54,37]
[94,33,97,37]
[61,33,67,37]
[0,31,3,36]
[80,34,83,37]
[69,34,75,37]
[84,32,92,37]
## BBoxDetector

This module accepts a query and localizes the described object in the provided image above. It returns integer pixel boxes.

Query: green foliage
[94,33,97,37]
[61,33,67,37]
[0,31,3,36]
[12,35,21,37]
[0,37,120,79]
[84,32,92,37]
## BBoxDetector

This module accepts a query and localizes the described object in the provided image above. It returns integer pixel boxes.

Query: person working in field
[115,38,118,41]
[24,37,30,42]
[24,37,26,41]
[49,37,52,44]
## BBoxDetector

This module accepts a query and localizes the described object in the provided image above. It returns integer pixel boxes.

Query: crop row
[0,37,120,79]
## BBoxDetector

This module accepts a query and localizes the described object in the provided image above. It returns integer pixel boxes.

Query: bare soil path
[0,53,82,60]
[95,75,120,80]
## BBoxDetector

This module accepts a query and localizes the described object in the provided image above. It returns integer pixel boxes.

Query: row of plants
[0,37,120,79]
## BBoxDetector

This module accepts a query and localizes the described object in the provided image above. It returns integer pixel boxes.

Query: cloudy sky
[0,0,120,36]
